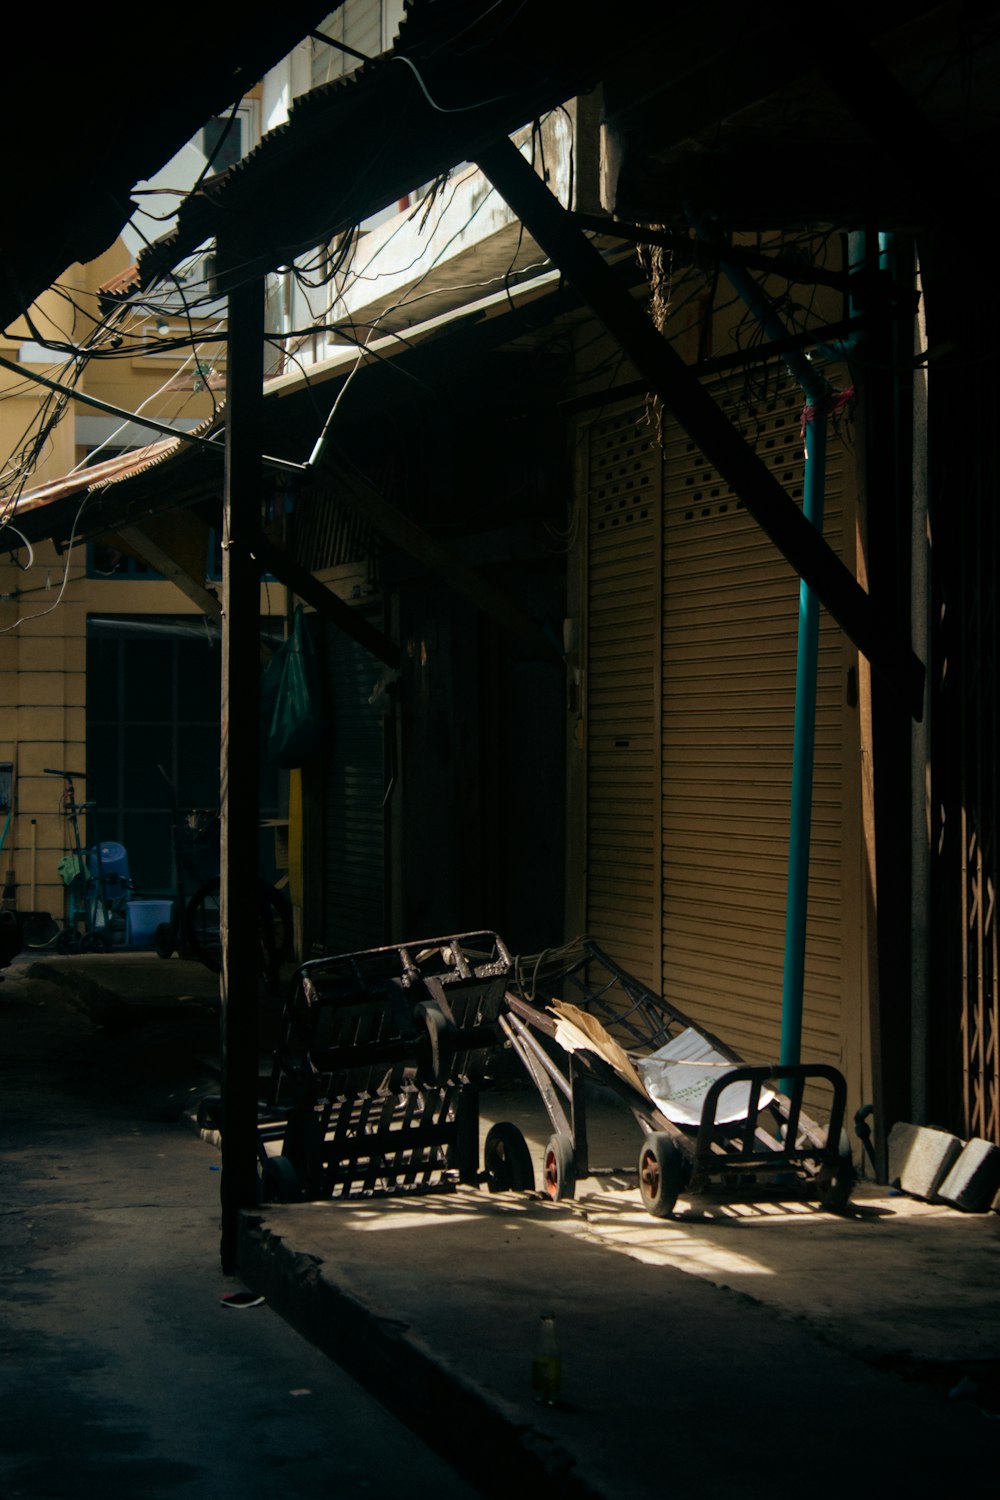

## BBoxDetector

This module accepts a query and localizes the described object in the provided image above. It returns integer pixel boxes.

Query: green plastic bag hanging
[260,607,329,767]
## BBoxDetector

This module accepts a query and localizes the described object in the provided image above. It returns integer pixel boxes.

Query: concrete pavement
[7,948,999,1497]
[0,951,477,1500]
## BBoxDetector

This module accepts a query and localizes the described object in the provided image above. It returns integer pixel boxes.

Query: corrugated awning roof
[137,0,614,292]
[6,414,226,549]
[13,442,179,519]
[5,247,644,549]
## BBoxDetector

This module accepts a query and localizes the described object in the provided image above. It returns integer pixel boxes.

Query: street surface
[4,951,999,1499]
[0,964,476,1500]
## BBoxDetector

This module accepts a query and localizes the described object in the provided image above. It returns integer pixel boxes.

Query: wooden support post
[219,260,265,1272]
[858,235,916,1170]
[475,135,924,720]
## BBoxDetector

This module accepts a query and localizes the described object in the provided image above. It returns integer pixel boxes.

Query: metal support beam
[476,136,924,721]
[219,260,265,1272]
[255,532,399,669]
[571,214,849,291]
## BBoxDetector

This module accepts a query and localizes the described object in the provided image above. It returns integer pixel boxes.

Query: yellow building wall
[0,237,274,932]
[0,540,89,921]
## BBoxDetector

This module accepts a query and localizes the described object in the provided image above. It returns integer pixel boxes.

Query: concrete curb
[22,957,219,1028]
[238,1211,609,1500]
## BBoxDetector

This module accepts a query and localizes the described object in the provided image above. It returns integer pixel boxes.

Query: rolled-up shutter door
[322,619,386,954]
[660,372,848,1065]
[583,405,662,988]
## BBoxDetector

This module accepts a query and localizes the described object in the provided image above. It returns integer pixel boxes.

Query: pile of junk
[19,768,289,968]
[200,929,856,1220]
[38,768,169,955]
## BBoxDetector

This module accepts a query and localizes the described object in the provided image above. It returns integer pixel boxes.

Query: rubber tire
[80,930,112,954]
[196,1095,222,1131]
[484,1122,535,1193]
[183,878,291,990]
[182,879,221,972]
[637,1132,686,1218]
[543,1132,577,1201]
[154,922,175,960]
[260,1155,302,1204]
[816,1130,856,1213]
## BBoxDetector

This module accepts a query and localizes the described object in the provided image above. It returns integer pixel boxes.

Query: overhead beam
[571,215,849,291]
[318,465,563,666]
[116,515,222,620]
[476,135,924,721]
[255,532,400,669]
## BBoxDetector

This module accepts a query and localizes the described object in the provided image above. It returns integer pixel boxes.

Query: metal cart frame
[247,930,529,1203]
[501,940,854,1216]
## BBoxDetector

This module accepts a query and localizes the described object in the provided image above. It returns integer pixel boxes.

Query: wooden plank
[255,532,399,668]
[116,519,221,620]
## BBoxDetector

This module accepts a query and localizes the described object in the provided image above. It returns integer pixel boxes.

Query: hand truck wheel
[637,1132,686,1218]
[543,1132,576,1201]
[483,1122,535,1193]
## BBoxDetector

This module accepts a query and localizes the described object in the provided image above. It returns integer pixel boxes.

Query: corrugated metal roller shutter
[661,372,847,1066]
[584,405,662,987]
[322,619,386,954]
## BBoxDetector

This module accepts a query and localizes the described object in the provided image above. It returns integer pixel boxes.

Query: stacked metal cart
[216,931,854,1217]
[252,931,524,1203]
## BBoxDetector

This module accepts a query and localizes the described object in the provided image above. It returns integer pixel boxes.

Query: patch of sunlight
[590,1228,776,1279]
[346,1210,492,1231]
[339,1194,531,1231]
[542,1203,778,1277]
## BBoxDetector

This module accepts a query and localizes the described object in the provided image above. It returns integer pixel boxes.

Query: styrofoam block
[938,1137,1000,1212]
[888,1121,963,1200]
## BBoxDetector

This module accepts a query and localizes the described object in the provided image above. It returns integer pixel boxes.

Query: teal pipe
[718,259,830,406]
[779,410,827,1071]
[712,253,832,1072]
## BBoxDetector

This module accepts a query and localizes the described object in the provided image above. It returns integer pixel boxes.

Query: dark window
[86,617,221,894]
[86,615,282,895]
[201,114,245,173]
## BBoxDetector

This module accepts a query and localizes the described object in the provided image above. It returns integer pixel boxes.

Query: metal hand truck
[502,939,855,1217]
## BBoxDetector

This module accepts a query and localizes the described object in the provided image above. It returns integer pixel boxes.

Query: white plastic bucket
[126,899,173,947]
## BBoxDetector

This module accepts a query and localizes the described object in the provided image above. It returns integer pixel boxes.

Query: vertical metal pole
[219,256,264,1272]
[710,253,832,1075]
[780,411,827,1072]
[863,226,913,1173]
[910,246,930,1123]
